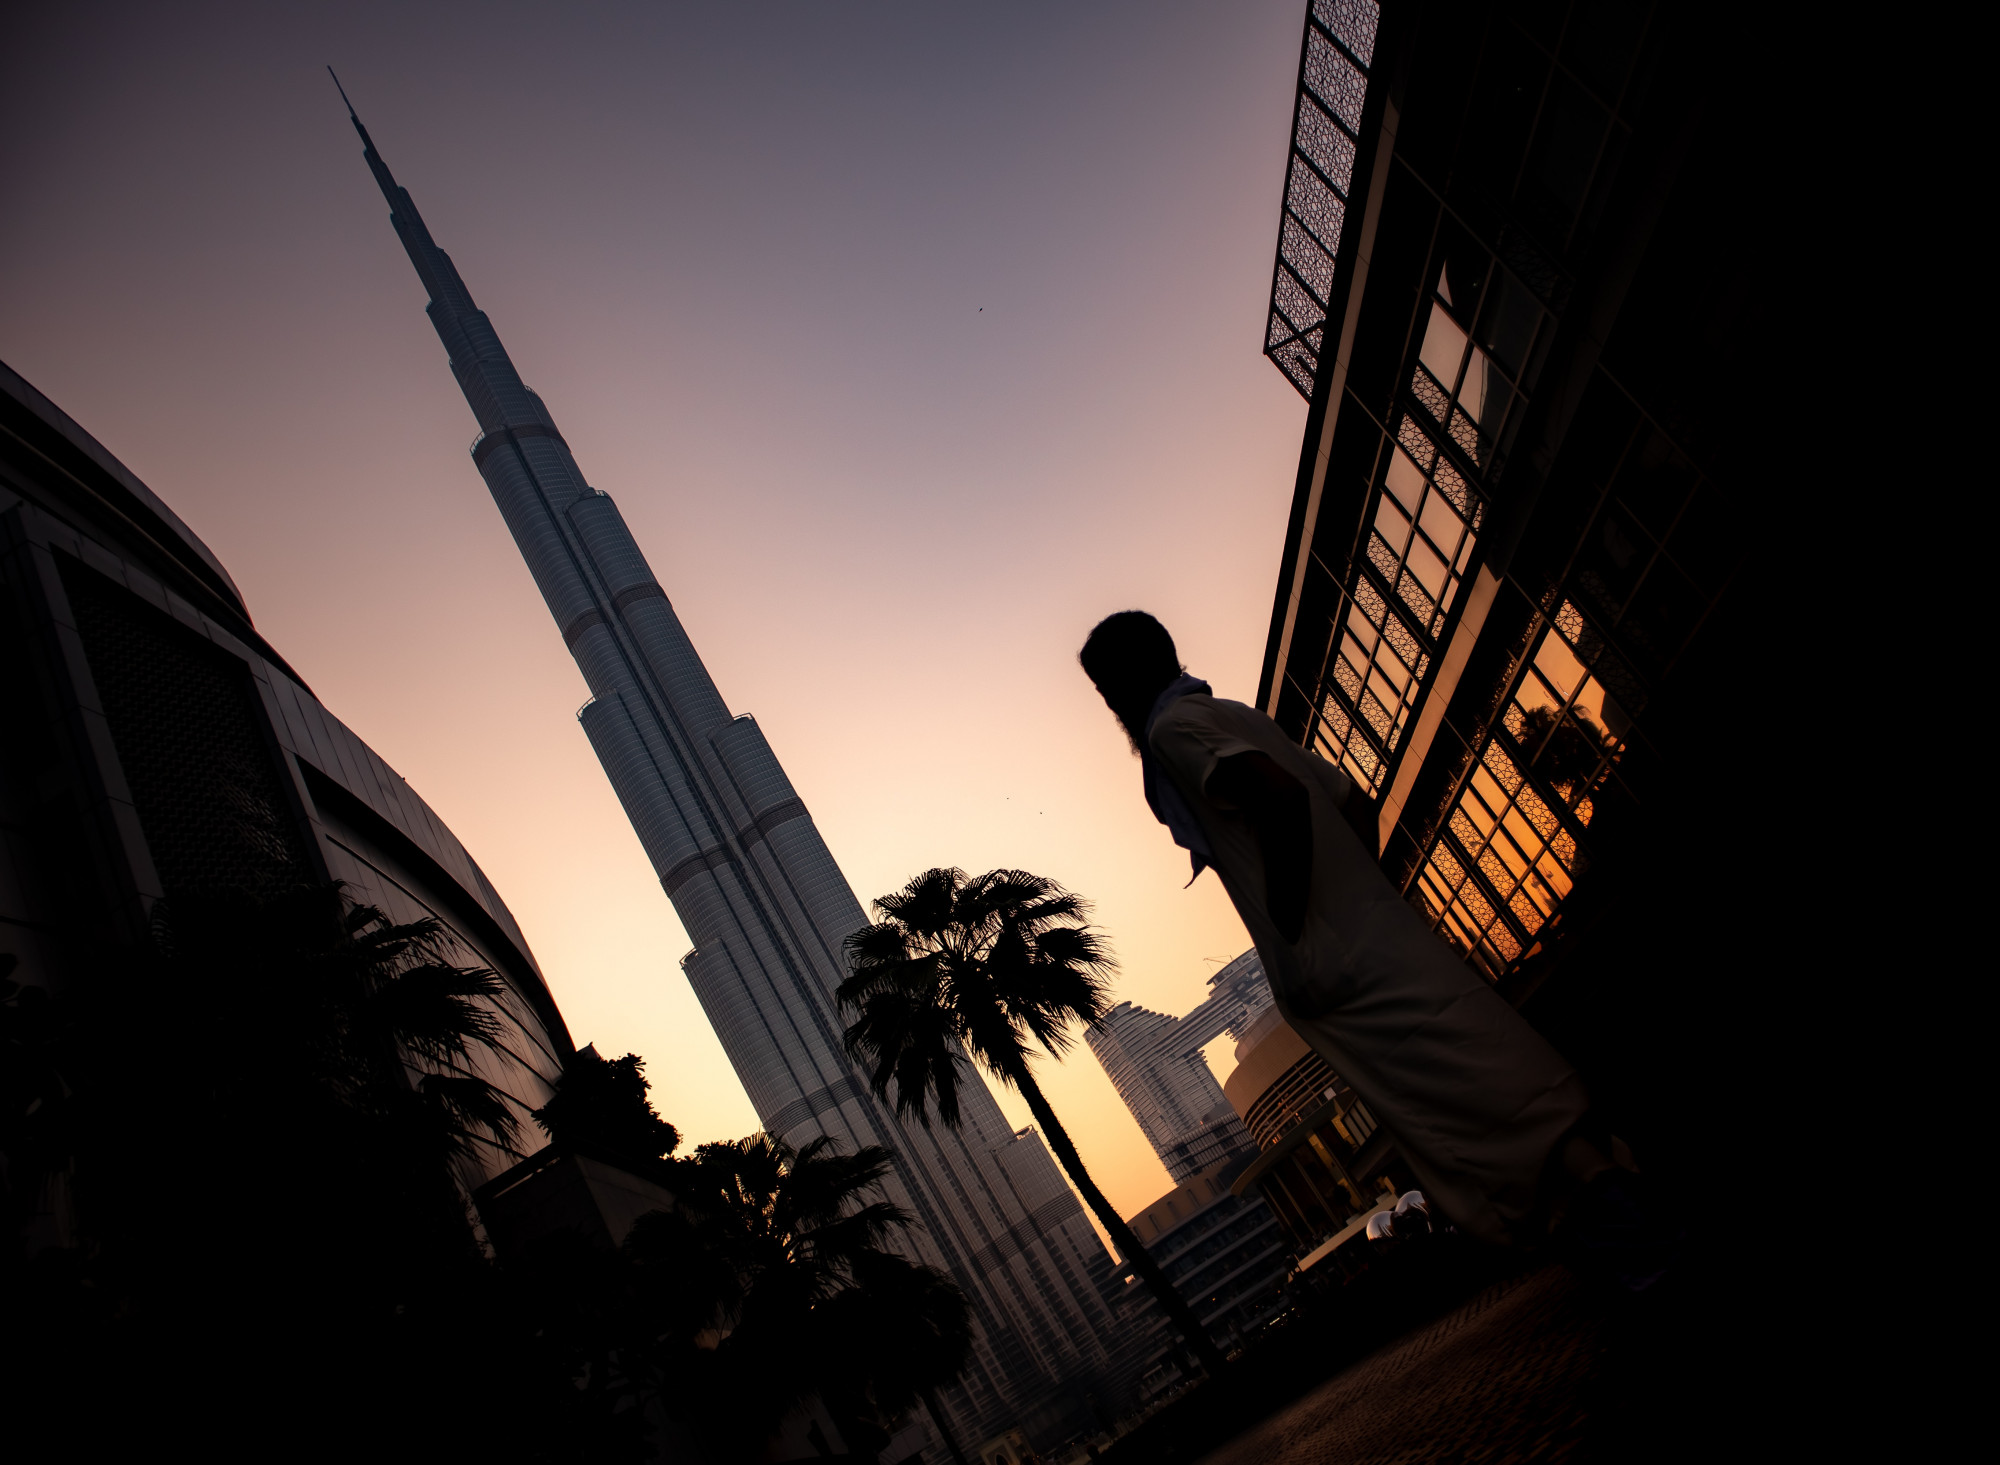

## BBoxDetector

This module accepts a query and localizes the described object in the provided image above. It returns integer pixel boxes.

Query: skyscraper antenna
[327,66,358,120]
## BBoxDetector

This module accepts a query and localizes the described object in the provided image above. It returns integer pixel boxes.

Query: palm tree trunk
[922,1389,970,1465]
[1000,1057,1230,1379]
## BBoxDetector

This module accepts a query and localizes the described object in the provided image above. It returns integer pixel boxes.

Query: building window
[1303,231,1562,804]
[1412,262,1534,472]
[1307,274,1502,796]
[1408,600,1626,977]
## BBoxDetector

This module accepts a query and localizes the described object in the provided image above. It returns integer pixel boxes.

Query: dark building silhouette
[1220,1007,1404,1259]
[0,361,578,1236]
[1114,1156,1293,1403]
[1253,0,1780,1188]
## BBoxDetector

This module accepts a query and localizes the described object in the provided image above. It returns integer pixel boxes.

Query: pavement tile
[1196,1267,1602,1465]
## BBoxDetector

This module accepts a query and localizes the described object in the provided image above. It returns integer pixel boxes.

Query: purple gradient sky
[2,0,1312,1218]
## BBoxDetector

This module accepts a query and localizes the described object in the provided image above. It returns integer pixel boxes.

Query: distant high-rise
[339,93,1128,1451]
[1085,950,1271,1183]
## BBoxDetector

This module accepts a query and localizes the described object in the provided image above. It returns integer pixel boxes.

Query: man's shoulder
[1161,692,1265,720]
[1151,694,1276,740]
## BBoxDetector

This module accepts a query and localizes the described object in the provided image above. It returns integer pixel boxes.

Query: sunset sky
[1,0,1313,1219]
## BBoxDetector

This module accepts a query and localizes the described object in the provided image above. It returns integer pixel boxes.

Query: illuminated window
[1308,421,1479,794]
[1303,254,1544,802]
[1409,600,1628,977]
[1412,270,1523,470]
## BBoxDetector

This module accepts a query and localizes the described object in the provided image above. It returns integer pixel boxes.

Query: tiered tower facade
[340,94,1128,1450]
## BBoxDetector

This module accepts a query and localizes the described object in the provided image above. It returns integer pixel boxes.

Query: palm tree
[820,1249,975,1465]
[7,882,553,1459]
[136,884,527,1292]
[277,886,523,1164]
[838,867,1230,1378]
[631,1132,974,1458]
[656,1133,914,1321]
[67,882,524,1262]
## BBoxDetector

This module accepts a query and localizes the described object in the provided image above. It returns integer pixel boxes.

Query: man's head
[1079,611,1182,751]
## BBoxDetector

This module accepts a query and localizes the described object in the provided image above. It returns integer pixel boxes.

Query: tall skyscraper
[1085,950,1272,1183]
[339,94,1128,1451]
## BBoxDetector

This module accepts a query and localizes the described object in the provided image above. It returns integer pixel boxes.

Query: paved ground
[1194,1267,1606,1465]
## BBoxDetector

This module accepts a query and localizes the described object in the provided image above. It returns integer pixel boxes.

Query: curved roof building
[0,359,573,1185]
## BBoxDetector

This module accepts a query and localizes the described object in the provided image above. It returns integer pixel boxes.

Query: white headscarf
[1141,673,1213,882]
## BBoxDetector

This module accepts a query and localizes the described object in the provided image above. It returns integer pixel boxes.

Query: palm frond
[837,930,943,1009]
[870,868,966,938]
[787,1132,845,1173]
[368,961,510,1064]
[714,1134,789,1217]
[780,1141,896,1230]
[418,1071,520,1149]
[968,868,1057,910]
[1033,921,1116,972]
[346,908,454,969]
[804,1201,915,1271]
[1011,892,1092,935]
[842,984,967,1128]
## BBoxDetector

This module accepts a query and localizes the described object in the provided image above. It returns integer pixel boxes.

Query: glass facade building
[1257,0,1767,1001]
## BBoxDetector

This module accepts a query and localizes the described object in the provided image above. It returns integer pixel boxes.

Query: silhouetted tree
[6,887,975,1461]
[838,866,1229,1378]
[531,1046,680,1172]
[0,884,619,1461]
[0,955,73,1259]
[635,1131,973,1459]
[819,1249,976,1465]
[1516,704,1616,801]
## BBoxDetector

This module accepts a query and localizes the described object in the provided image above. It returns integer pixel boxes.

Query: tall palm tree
[838,867,1229,1378]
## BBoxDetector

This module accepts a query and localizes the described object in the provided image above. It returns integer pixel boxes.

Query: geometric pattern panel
[1264,0,1379,399]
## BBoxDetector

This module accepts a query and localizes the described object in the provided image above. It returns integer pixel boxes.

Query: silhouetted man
[1080,610,1613,1251]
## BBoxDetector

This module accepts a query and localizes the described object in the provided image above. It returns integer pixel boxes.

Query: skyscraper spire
[339,95,1139,1450]
[327,66,358,119]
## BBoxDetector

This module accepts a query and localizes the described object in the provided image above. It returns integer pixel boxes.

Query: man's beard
[1106,693,1155,756]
